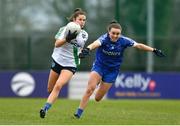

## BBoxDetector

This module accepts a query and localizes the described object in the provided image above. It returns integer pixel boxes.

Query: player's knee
[86,86,96,95]
[54,84,63,91]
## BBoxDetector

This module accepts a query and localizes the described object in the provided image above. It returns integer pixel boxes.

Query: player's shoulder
[56,26,66,35]
[119,35,136,46]
[79,29,88,39]
[98,33,109,43]
[59,26,66,31]
[120,35,131,40]
[119,35,134,42]
[55,26,66,39]
[101,33,108,38]
[99,33,108,40]
[80,29,88,35]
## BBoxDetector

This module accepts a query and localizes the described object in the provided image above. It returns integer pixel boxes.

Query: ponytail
[107,20,122,31]
[68,8,86,22]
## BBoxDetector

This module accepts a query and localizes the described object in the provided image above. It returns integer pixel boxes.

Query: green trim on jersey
[73,46,80,68]
[55,26,65,39]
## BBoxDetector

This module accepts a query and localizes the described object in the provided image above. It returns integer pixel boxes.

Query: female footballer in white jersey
[74,20,165,119]
[40,8,88,118]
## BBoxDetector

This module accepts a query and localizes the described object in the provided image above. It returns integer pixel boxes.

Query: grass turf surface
[0,98,180,125]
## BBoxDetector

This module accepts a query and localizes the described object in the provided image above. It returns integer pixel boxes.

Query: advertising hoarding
[107,73,180,99]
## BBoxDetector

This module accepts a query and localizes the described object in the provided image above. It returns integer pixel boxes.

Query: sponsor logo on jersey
[102,49,121,56]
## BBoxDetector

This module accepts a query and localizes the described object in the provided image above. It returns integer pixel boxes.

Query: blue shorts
[91,63,119,84]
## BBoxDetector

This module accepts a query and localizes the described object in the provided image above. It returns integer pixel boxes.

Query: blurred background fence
[0,0,180,72]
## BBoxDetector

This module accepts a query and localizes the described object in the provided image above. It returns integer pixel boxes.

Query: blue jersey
[95,33,136,69]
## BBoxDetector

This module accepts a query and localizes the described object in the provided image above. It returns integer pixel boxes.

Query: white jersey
[52,25,88,68]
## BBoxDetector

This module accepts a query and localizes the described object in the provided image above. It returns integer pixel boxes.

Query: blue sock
[75,108,84,118]
[43,103,52,111]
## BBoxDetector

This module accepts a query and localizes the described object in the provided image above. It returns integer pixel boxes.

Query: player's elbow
[54,39,65,47]
[55,41,60,47]
[55,43,59,48]
[134,43,144,50]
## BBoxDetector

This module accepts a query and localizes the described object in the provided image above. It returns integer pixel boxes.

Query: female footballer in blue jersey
[74,20,165,119]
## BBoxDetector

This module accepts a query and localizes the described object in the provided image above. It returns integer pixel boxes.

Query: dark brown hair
[107,20,122,31]
[68,8,86,21]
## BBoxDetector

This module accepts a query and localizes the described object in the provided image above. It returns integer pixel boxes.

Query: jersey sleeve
[123,36,137,47]
[97,33,107,46]
[55,26,66,40]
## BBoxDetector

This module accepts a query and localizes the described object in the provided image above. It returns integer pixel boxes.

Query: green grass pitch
[0,98,180,125]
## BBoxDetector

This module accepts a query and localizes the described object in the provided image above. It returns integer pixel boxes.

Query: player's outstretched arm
[79,40,101,58]
[134,43,165,57]
[79,47,90,58]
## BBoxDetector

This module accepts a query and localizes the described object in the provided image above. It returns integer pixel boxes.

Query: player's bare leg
[74,71,101,118]
[47,70,73,104]
[95,82,112,102]
[40,70,73,118]
[47,70,59,93]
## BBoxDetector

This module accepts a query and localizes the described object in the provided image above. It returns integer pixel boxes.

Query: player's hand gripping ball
[65,22,81,42]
